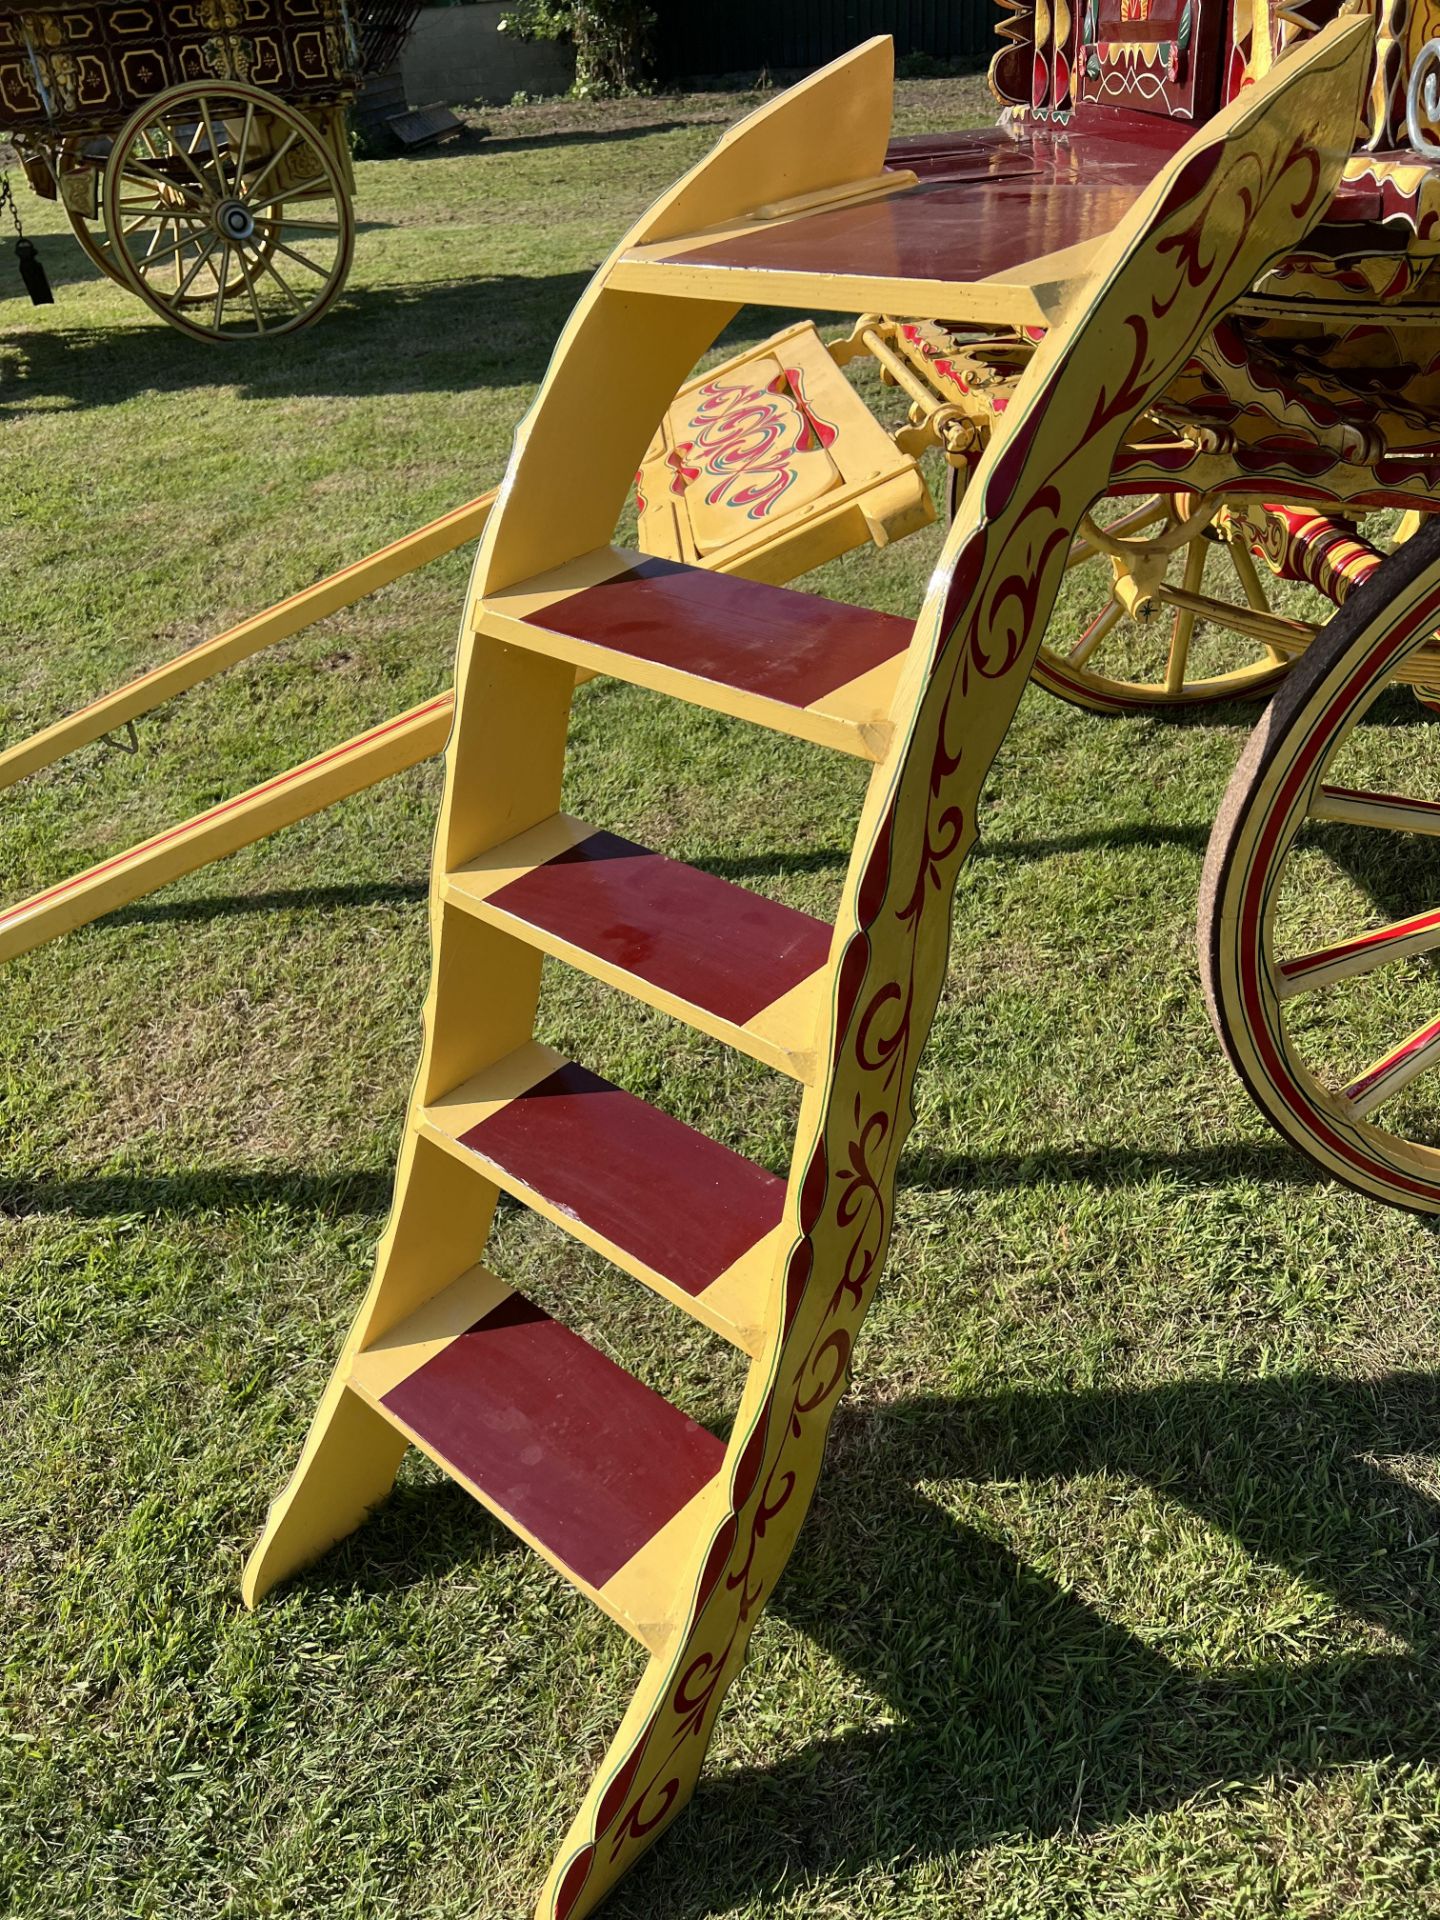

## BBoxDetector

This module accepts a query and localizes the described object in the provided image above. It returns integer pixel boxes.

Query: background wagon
[0,0,382,339]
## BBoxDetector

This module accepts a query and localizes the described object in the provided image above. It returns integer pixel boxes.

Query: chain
[0,168,26,240]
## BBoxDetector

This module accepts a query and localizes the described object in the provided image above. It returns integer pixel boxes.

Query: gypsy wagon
[0,0,368,338]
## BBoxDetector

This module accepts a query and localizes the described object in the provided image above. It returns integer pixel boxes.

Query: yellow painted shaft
[0,491,493,793]
[0,693,454,964]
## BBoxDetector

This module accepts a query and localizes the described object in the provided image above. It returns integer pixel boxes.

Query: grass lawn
[5,71,1440,1920]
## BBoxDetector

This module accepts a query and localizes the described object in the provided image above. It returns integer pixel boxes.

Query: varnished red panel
[489,829,832,1025]
[530,557,910,710]
[459,1062,785,1295]
[673,124,1191,284]
[382,1292,723,1589]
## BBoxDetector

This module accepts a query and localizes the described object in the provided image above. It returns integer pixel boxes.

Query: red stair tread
[657,123,1189,285]
[381,1292,723,1590]
[458,1062,785,1297]
[488,828,832,1025]
[527,556,910,709]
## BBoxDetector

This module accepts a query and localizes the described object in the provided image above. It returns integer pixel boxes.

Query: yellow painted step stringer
[416,1041,778,1357]
[0,490,495,793]
[348,1264,725,1655]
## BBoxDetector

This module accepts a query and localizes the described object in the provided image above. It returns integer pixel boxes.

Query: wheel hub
[214,198,256,243]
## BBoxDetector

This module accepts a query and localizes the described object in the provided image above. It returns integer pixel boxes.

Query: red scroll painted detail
[666,368,839,523]
[547,29,1363,1920]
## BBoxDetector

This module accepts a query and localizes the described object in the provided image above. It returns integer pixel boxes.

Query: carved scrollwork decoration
[1406,38,1440,156]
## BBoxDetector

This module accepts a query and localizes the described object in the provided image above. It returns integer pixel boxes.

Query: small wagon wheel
[101,81,354,342]
[1032,492,1297,714]
[1199,513,1440,1210]
[63,136,266,298]
[944,471,1299,713]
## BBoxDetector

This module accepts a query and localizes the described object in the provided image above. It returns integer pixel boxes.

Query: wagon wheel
[101,81,353,342]
[1033,492,1297,714]
[943,471,1297,713]
[65,137,268,299]
[1199,513,1440,1210]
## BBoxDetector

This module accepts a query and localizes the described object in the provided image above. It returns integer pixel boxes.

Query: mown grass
[5,73,1440,1920]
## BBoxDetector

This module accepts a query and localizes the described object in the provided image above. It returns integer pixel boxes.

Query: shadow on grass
[604,1369,1440,1916]
[901,1136,1321,1191]
[0,1164,390,1219]
[104,879,427,931]
[476,119,696,157]
[0,274,845,416]
[0,267,593,410]
[3,1128,1321,1222]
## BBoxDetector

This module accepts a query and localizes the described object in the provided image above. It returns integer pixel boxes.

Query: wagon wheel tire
[102,81,353,343]
[1199,513,1440,1211]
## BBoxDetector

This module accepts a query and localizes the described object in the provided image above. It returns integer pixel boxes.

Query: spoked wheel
[101,81,354,342]
[1032,492,1300,713]
[1199,513,1440,1210]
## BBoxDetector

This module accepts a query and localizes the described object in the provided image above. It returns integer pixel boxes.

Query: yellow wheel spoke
[174,234,220,301]
[1280,902,1440,999]
[252,213,339,232]
[166,117,218,197]
[244,129,299,203]
[233,245,267,332]
[1344,1014,1440,1117]
[198,99,228,194]
[249,174,327,210]
[1164,533,1207,695]
[135,227,205,273]
[1313,787,1440,836]
[268,236,329,279]
[255,247,305,313]
[211,240,232,329]
[1068,597,1124,665]
[120,164,203,210]
[1228,536,1272,613]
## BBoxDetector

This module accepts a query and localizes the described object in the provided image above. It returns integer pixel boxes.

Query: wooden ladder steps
[419,1043,787,1353]
[349,1265,726,1653]
[483,550,912,759]
[445,815,832,1081]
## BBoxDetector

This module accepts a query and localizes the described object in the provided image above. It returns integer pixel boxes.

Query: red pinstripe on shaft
[0,693,453,933]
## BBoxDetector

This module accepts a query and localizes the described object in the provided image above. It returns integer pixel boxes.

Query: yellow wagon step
[242,27,1372,1920]
[418,1042,785,1353]
[348,1264,726,1653]
[484,548,910,757]
[443,814,829,1079]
